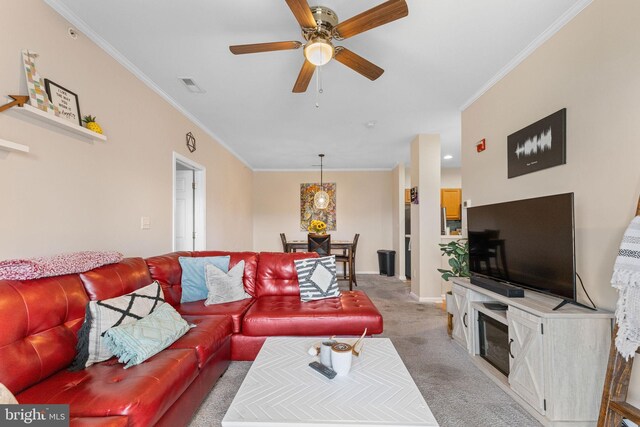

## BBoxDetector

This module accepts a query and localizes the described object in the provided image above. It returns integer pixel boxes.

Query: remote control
[309,361,337,379]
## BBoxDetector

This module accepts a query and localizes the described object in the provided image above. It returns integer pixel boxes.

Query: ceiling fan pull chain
[315,66,321,108]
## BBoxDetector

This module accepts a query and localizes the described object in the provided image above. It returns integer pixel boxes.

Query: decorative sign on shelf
[186,132,196,153]
[44,79,81,126]
[507,108,566,179]
[22,50,56,113]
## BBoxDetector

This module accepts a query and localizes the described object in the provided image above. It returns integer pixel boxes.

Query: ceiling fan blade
[229,41,302,55]
[293,60,316,93]
[333,0,408,40]
[334,48,384,81]
[285,0,317,29]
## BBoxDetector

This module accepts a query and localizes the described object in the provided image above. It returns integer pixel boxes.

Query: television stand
[552,298,597,311]
[449,277,612,426]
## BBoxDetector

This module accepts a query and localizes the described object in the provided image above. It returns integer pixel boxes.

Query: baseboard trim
[409,292,444,303]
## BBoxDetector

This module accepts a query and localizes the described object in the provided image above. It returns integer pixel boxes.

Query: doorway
[173,152,206,251]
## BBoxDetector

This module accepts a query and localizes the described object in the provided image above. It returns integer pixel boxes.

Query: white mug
[320,340,336,367]
[331,342,353,376]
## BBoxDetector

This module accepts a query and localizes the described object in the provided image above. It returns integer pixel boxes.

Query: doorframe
[172,152,206,251]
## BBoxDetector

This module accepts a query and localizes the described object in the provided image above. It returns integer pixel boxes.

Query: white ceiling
[48,0,586,170]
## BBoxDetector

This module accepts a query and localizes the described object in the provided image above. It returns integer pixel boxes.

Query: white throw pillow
[204,260,251,305]
[294,256,340,302]
[0,383,17,404]
[70,281,165,370]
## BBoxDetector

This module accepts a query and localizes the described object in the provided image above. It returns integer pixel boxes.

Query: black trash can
[377,250,396,277]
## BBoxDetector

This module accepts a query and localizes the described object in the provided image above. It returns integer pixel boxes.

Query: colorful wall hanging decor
[300,183,336,231]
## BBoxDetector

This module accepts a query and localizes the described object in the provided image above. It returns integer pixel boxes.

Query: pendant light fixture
[314,154,330,210]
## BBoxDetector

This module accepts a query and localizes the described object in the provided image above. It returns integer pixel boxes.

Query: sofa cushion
[205,261,250,305]
[242,291,384,336]
[176,298,254,334]
[145,252,259,304]
[169,315,233,368]
[179,256,230,303]
[17,349,199,427]
[254,252,319,298]
[0,275,89,395]
[145,252,191,306]
[196,252,259,297]
[69,416,128,427]
[70,281,165,370]
[80,258,153,301]
[104,303,190,369]
[294,256,340,302]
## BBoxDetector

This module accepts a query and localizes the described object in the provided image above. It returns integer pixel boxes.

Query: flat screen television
[467,193,575,302]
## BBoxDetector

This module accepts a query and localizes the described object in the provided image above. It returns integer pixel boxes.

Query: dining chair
[308,234,331,256]
[335,234,359,290]
[280,233,288,252]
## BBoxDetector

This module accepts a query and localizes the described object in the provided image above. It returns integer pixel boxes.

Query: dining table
[285,239,356,290]
[284,239,353,253]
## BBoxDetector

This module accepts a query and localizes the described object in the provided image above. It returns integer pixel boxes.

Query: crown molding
[43,0,254,170]
[252,168,393,172]
[459,0,593,112]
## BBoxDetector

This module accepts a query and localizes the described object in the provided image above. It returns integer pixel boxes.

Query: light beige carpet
[189,275,540,427]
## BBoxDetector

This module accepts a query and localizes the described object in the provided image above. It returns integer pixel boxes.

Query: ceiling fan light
[304,39,334,66]
[314,189,330,209]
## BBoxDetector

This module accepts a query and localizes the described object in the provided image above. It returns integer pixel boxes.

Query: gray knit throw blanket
[612,216,640,359]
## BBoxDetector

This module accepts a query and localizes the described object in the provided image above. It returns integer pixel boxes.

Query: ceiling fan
[229,0,409,93]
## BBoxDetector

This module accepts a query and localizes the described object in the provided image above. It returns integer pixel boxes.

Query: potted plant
[437,239,470,281]
[438,239,470,337]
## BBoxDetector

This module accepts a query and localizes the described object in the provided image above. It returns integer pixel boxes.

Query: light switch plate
[141,216,151,230]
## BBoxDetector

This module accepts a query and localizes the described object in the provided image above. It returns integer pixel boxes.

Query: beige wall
[441,167,461,188]
[461,0,640,311]
[410,135,442,301]
[252,171,393,273]
[0,1,253,259]
[392,164,406,279]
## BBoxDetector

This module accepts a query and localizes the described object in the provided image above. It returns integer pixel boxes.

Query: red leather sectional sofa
[0,251,383,426]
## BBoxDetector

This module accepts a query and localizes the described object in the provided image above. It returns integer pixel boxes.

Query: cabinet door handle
[463,312,468,328]
[509,339,515,359]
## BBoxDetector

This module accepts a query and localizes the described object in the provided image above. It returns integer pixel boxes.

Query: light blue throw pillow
[179,256,230,303]
[103,302,190,369]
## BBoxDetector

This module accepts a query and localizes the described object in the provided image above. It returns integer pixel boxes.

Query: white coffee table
[222,337,439,426]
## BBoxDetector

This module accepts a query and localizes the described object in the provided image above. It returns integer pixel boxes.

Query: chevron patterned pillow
[294,256,340,302]
[70,281,165,370]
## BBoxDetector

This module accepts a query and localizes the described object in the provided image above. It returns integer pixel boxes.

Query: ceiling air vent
[178,77,206,94]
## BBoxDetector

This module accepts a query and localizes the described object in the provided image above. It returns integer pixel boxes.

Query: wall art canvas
[507,108,566,178]
[300,183,336,231]
[22,50,56,113]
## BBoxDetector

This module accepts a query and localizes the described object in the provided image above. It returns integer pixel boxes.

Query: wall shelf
[8,103,107,142]
[0,138,29,153]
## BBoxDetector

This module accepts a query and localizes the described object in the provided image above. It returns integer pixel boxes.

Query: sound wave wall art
[507,108,566,178]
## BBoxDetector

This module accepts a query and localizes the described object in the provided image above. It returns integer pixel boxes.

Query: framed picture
[44,79,81,125]
[410,187,419,204]
[300,183,336,231]
[507,108,566,178]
